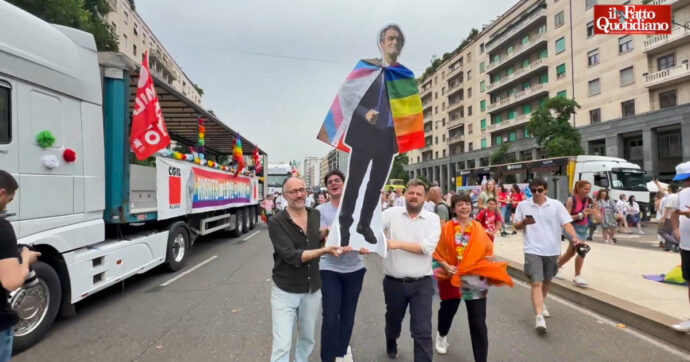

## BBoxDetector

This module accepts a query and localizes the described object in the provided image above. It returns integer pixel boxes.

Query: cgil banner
[156,157,259,220]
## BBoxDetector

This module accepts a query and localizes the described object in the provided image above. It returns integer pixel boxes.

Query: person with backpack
[476,198,503,242]
[429,186,450,224]
[558,180,598,288]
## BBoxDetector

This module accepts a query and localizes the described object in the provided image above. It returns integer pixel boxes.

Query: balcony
[486,58,547,94]
[149,47,178,83]
[487,33,547,74]
[645,63,690,89]
[487,83,548,114]
[487,113,531,132]
[447,82,463,97]
[643,25,690,54]
[486,6,546,52]
[420,84,433,97]
[647,0,690,8]
[447,64,463,78]
[448,118,464,131]
[449,133,465,144]
[422,100,432,112]
[447,100,464,114]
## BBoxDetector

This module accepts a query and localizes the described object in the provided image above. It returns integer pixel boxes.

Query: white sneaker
[435,333,448,354]
[542,304,550,318]
[573,275,588,287]
[535,315,547,333]
[554,272,564,280]
[671,319,690,332]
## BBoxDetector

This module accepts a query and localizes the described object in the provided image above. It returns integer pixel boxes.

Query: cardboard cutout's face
[380,28,402,60]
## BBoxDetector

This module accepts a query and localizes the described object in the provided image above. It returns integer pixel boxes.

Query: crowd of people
[263,160,690,361]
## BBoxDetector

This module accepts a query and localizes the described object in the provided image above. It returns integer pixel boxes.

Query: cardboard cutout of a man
[317,24,425,255]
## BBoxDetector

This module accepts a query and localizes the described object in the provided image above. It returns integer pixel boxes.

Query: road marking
[242,231,261,241]
[160,255,218,287]
[513,281,690,360]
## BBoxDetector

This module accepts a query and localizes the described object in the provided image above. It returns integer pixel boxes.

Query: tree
[490,143,516,165]
[526,97,584,158]
[193,83,204,97]
[9,0,119,51]
[389,153,410,183]
[416,174,429,187]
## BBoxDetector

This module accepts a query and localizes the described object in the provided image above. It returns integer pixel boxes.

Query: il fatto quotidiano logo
[594,4,672,35]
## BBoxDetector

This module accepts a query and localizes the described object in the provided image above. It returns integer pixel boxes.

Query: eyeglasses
[530,188,546,194]
[286,188,307,196]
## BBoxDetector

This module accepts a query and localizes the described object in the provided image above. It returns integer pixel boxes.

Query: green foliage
[9,0,118,51]
[420,28,479,82]
[193,83,204,97]
[526,97,584,158]
[490,143,515,165]
[389,153,410,183]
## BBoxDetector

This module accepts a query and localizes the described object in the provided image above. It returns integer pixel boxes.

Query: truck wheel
[241,208,250,234]
[11,261,62,353]
[249,207,256,230]
[165,222,189,272]
[229,211,243,238]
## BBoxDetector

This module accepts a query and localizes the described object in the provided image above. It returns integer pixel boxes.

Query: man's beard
[405,201,423,214]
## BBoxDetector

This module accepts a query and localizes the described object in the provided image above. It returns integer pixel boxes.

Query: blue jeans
[320,268,366,361]
[0,328,12,362]
[270,284,322,362]
[500,206,511,226]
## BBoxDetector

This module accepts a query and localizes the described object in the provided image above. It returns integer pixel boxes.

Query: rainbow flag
[317,60,424,153]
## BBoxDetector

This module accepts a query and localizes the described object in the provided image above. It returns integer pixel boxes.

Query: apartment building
[408,0,690,191]
[303,156,321,189]
[319,149,350,186]
[105,0,203,105]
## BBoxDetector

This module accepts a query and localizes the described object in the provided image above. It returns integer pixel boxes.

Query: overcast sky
[136,0,517,165]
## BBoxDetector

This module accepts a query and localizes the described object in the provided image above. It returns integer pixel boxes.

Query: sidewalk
[493,233,690,350]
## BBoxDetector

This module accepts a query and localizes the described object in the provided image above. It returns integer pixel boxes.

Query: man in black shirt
[268,176,341,362]
[0,170,40,359]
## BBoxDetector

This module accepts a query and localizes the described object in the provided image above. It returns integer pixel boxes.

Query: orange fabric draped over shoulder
[432,220,513,288]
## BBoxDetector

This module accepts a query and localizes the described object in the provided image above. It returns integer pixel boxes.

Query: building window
[588,78,600,96]
[435,106,438,114]
[659,90,677,108]
[443,149,447,157]
[480,81,485,92]
[467,70,472,81]
[442,87,446,95]
[522,81,530,90]
[442,71,446,80]
[508,110,516,119]
[495,136,502,145]
[480,43,485,54]
[507,67,514,76]
[621,99,635,117]
[493,54,500,64]
[435,151,439,158]
[555,11,565,28]
[481,139,487,149]
[557,90,567,98]
[587,21,594,37]
[133,23,139,36]
[468,106,473,116]
[659,133,682,159]
[620,66,634,86]
[522,35,530,45]
[122,34,128,50]
[618,35,633,53]
[481,119,486,130]
[524,129,531,139]
[509,132,516,142]
[123,10,129,24]
[480,100,486,112]
[586,0,597,9]
[132,44,137,56]
[507,46,514,55]
[587,49,600,66]
[0,86,9,144]
[467,52,472,62]
[555,37,566,54]
[657,53,675,71]
[540,49,548,59]
[589,108,601,124]
[435,136,439,144]
[522,59,530,68]
[540,73,549,84]
[480,62,485,73]
[468,142,473,152]
[468,87,472,98]
[524,104,532,114]
[435,92,438,100]
[494,115,502,124]
[556,63,566,79]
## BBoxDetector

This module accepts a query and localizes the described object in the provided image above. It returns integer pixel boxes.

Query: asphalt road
[14,224,689,362]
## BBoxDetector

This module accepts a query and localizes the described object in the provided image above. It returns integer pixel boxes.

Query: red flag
[253,147,262,174]
[130,51,170,160]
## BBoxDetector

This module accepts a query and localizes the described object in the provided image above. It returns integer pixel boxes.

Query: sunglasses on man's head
[530,188,545,194]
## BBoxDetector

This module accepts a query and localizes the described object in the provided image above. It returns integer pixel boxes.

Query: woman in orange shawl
[432,193,513,361]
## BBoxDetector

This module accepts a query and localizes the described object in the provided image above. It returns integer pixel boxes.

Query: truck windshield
[268,174,290,188]
[611,170,647,191]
